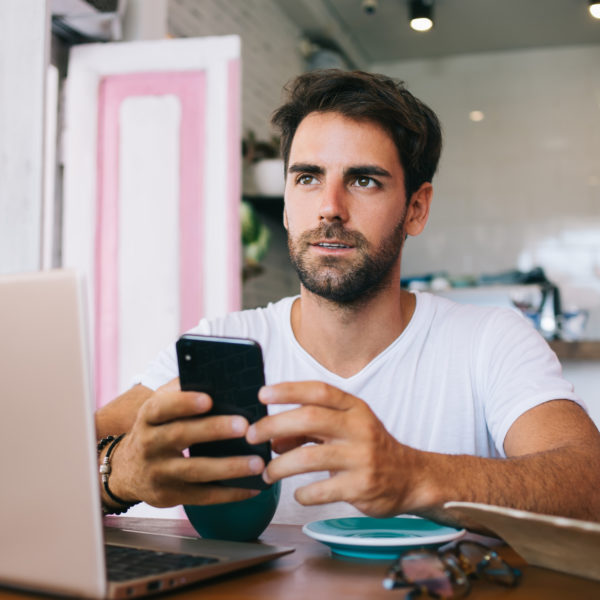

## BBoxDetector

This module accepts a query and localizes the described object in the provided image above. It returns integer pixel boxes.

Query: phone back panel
[176,334,270,489]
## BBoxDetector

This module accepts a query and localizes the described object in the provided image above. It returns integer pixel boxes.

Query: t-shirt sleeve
[135,319,212,391]
[476,308,585,457]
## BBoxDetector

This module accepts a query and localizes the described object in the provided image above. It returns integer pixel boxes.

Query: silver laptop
[0,270,292,599]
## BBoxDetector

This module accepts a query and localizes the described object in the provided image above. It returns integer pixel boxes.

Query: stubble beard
[287,219,406,307]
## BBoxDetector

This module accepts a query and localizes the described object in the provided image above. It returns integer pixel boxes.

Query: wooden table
[1,516,600,599]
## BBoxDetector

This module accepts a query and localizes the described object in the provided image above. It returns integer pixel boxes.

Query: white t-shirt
[139,292,582,524]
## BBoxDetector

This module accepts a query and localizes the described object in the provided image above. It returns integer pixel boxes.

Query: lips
[312,240,353,249]
[297,223,366,253]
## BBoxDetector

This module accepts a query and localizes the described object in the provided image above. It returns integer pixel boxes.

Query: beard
[287,218,405,305]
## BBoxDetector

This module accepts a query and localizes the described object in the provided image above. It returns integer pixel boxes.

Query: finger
[159,377,182,393]
[259,381,356,410]
[149,482,260,508]
[141,387,213,426]
[263,442,348,484]
[271,435,314,454]
[247,405,348,445]
[183,485,260,506]
[168,454,266,484]
[157,414,250,451]
[293,474,349,507]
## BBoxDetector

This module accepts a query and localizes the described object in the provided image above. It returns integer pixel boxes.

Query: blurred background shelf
[549,341,600,362]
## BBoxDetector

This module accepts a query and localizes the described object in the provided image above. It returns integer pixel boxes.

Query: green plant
[242,130,280,163]
[240,200,271,280]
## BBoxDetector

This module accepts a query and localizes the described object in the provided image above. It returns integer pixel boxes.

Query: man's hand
[246,381,424,518]
[107,379,265,508]
[247,382,600,526]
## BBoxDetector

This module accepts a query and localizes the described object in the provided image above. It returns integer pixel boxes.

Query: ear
[283,207,289,231]
[404,182,432,237]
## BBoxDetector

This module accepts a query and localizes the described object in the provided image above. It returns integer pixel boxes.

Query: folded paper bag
[444,501,600,582]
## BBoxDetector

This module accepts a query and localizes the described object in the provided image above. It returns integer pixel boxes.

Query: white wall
[0,0,49,275]
[562,363,600,427]
[372,45,600,419]
[372,45,600,337]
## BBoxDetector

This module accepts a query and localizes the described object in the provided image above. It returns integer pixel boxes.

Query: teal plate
[302,516,465,560]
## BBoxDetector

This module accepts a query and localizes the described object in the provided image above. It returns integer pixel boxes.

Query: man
[96,70,600,526]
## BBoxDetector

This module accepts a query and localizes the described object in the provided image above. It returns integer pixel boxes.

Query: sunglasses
[382,541,521,598]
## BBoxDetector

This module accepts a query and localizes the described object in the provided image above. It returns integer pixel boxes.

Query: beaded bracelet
[97,435,116,455]
[97,434,140,515]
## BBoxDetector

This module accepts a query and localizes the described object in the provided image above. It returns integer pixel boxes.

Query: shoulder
[415,291,527,337]
[412,291,548,368]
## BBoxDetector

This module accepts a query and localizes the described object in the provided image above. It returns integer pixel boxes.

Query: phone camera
[362,0,377,14]
[184,354,192,361]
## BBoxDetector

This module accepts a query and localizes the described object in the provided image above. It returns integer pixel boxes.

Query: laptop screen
[0,270,107,598]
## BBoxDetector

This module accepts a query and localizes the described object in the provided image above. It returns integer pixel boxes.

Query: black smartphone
[176,333,271,490]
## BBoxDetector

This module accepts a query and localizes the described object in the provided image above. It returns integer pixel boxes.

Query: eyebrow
[344,165,392,178]
[287,163,392,178]
[288,163,324,175]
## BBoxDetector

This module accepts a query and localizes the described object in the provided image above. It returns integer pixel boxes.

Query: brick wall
[168,0,305,140]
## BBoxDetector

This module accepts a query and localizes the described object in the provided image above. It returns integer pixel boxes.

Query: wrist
[97,435,139,515]
[400,446,444,514]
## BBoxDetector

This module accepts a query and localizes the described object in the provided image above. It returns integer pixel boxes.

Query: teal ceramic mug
[184,481,281,542]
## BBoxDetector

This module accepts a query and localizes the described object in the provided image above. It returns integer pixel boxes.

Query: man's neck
[290,284,416,378]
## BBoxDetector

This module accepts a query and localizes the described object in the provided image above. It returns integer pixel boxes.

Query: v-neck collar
[282,291,427,383]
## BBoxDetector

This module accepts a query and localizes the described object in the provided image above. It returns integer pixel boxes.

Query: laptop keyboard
[106,544,219,582]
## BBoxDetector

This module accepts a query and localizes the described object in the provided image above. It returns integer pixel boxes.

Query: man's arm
[95,379,266,510]
[413,399,600,526]
[247,382,600,526]
[96,383,152,439]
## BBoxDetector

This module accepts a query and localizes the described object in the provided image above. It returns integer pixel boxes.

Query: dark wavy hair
[271,69,442,201]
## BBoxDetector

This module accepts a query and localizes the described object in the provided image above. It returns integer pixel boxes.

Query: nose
[319,180,349,223]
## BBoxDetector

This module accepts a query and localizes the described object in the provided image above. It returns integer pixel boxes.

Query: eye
[297,174,319,185]
[351,176,379,188]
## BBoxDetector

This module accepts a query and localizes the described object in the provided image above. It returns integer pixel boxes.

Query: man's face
[284,111,409,304]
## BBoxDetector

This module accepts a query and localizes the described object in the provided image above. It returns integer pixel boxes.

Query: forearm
[407,442,600,528]
[95,384,153,438]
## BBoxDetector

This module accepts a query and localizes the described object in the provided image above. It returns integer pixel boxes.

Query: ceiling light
[410,0,434,32]
[589,1,600,19]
